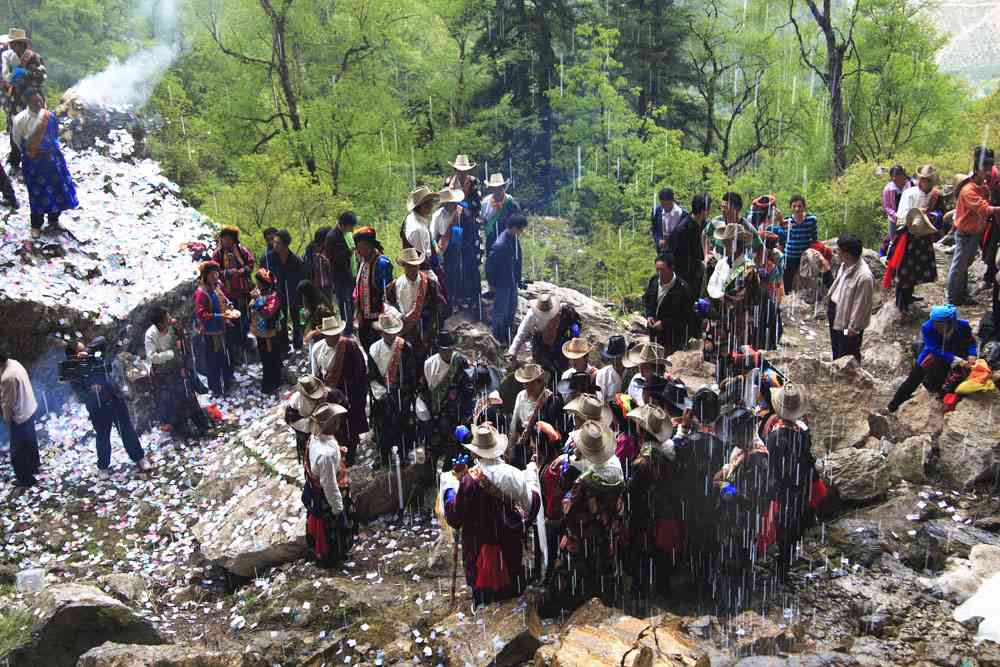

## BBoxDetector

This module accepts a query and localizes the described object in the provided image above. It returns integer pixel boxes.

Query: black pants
[87,394,145,470]
[895,286,915,312]
[889,357,951,411]
[0,161,16,206]
[9,414,40,486]
[153,371,209,438]
[30,212,59,230]
[983,222,999,286]
[200,334,234,396]
[257,337,283,393]
[783,256,801,294]
[827,301,863,363]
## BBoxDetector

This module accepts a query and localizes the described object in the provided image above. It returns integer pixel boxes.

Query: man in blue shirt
[782,194,818,294]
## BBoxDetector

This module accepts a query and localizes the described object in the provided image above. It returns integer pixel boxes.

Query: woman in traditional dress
[249,268,284,394]
[12,88,76,240]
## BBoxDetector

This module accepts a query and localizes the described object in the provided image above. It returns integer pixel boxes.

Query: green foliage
[0,604,31,657]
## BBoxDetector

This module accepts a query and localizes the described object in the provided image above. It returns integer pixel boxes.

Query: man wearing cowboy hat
[309,313,369,465]
[249,268,285,394]
[486,214,529,344]
[543,419,625,614]
[886,164,943,313]
[192,260,238,396]
[385,247,442,362]
[623,341,669,407]
[285,375,328,463]
[368,309,421,467]
[481,172,520,252]
[763,383,817,575]
[303,402,356,566]
[510,363,565,468]
[353,226,394,353]
[212,226,255,353]
[442,423,541,604]
[2,28,45,171]
[419,330,474,472]
[508,292,582,379]
[402,186,438,261]
[444,157,485,312]
[624,403,684,597]
[642,251,695,355]
[595,335,627,400]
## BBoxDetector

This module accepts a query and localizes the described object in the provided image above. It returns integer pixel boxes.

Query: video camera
[57,337,112,385]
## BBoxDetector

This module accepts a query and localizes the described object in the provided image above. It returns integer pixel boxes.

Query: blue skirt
[22,138,78,215]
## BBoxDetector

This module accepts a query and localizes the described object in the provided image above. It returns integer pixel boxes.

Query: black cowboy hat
[691,386,721,425]
[438,330,457,348]
[720,407,756,446]
[466,363,502,393]
[661,378,693,412]
[557,371,598,396]
[601,335,628,359]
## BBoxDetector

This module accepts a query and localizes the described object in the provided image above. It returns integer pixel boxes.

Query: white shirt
[657,274,677,310]
[12,107,46,151]
[474,457,539,511]
[144,324,176,369]
[595,364,623,400]
[627,374,646,407]
[368,338,396,384]
[424,353,451,389]
[656,204,686,238]
[287,392,319,433]
[431,207,456,244]
[404,212,432,256]
[308,433,344,514]
[508,311,557,357]
[1,360,37,426]
[394,273,431,316]
[513,389,542,433]
[896,185,932,231]
[570,453,624,484]
[2,50,19,84]
[309,337,365,379]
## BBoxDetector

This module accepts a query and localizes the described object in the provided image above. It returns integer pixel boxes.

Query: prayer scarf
[385,337,406,388]
[484,195,514,243]
[401,272,430,326]
[322,338,349,389]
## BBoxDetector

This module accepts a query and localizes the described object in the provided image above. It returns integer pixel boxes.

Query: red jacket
[212,245,255,300]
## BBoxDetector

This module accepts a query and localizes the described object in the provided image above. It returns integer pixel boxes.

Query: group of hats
[406,155,510,214]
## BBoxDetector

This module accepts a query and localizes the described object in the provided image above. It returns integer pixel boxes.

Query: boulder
[936,393,1000,489]
[6,583,164,667]
[96,573,148,604]
[545,614,709,667]
[892,389,945,440]
[728,611,801,656]
[563,597,618,630]
[666,349,716,392]
[192,405,305,578]
[77,643,265,667]
[885,434,930,483]
[823,448,890,503]
[865,303,905,338]
[435,597,542,667]
[860,339,909,378]
[352,463,433,521]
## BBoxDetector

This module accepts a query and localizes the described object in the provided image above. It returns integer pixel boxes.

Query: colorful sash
[385,337,406,388]
[484,196,514,242]
[323,337,349,389]
[357,256,375,319]
[401,272,430,326]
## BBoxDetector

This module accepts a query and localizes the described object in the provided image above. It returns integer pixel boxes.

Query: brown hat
[771,383,809,421]
[310,402,347,431]
[407,186,438,212]
[561,337,592,360]
[397,247,425,267]
[622,341,669,369]
[575,420,616,465]
[626,404,673,443]
[914,164,940,185]
[714,222,754,244]
[220,225,240,240]
[297,375,327,400]
[514,363,546,384]
[464,423,509,459]
[563,393,613,427]
[449,154,477,172]
[198,260,221,283]
[7,28,29,45]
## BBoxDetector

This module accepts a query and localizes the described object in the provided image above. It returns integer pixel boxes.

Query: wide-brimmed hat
[373,310,404,335]
[626,404,673,442]
[904,207,938,238]
[575,420,616,465]
[690,386,721,424]
[438,330,457,348]
[406,186,438,212]
[601,335,628,359]
[771,383,809,421]
[623,341,669,369]
[397,247,425,267]
[311,402,347,431]
[562,337,592,360]
[484,173,510,190]
[531,293,561,322]
[662,378,693,413]
[7,28,29,45]
[465,423,509,459]
[714,222,754,243]
[466,364,502,392]
[942,173,970,198]
[320,315,346,336]
[563,393,613,427]
[914,164,940,185]
[438,187,465,206]
[449,154,477,172]
[514,363,546,384]
[557,371,598,396]
[297,375,327,400]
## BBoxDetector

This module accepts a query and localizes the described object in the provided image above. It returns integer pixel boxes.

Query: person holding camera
[145,306,211,442]
[64,338,151,478]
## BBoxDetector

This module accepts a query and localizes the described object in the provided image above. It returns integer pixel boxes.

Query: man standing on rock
[368,310,421,468]
[643,251,695,355]
[486,214,528,345]
[948,147,1000,306]
[285,375,327,464]
[353,226,394,354]
[265,229,305,352]
[309,314,368,466]
[1,351,40,489]
[826,234,873,364]
[420,330,474,472]
[385,247,442,364]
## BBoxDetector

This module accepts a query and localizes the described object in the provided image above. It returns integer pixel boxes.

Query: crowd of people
[3,26,1000,616]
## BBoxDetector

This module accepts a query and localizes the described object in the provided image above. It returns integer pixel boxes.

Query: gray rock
[7,583,164,667]
[96,573,148,604]
[936,392,1000,489]
[885,434,930,483]
[435,597,541,667]
[77,642,265,667]
[824,449,890,503]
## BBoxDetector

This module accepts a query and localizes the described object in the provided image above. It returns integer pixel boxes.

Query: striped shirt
[784,214,818,261]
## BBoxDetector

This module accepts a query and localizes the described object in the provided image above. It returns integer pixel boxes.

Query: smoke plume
[70,0,181,109]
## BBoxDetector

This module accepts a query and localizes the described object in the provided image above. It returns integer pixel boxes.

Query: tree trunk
[828,51,847,175]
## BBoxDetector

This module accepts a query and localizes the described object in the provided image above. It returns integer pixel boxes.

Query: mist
[69,0,181,109]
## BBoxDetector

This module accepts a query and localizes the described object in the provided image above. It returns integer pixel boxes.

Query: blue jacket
[485,229,522,289]
[917,318,977,367]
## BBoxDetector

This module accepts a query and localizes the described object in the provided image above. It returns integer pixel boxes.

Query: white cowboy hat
[714,222,754,244]
[438,187,465,206]
[320,315,346,337]
[484,173,510,190]
[561,337,592,360]
[770,383,809,422]
[531,293,561,322]
[310,402,347,431]
[514,363,546,384]
[563,393,613,427]
[297,375,327,400]
[373,310,404,335]
[575,420,616,465]
[626,404,673,443]
[397,247,425,267]
[465,423,509,459]
[622,341,669,369]
[904,207,938,238]
[449,154,477,172]
[406,186,438,212]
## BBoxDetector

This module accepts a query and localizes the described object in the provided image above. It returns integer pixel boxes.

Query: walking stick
[451,527,460,607]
